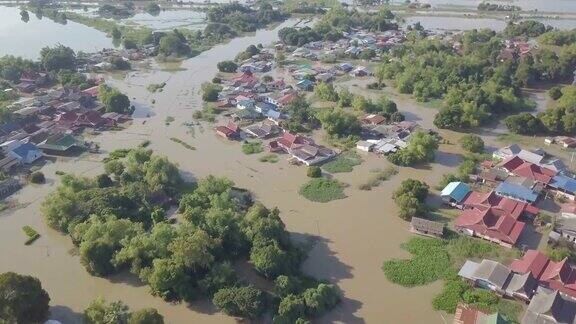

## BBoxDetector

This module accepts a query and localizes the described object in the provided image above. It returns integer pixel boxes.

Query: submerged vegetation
[299,178,345,203]
[322,150,362,173]
[22,226,40,245]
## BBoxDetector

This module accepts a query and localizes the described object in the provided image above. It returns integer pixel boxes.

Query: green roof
[38,134,77,151]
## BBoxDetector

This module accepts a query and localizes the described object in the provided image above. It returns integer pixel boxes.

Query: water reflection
[0,6,114,59]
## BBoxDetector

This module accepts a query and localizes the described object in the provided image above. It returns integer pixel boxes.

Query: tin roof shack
[441,181,471,208]
[523,288,576,324]
[409,217,444,237]
[549,175,576,201]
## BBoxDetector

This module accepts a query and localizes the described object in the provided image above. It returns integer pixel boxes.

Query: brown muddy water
[0,20,472,323]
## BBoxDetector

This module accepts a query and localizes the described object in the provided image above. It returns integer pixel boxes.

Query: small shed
[410,217,444,237]
[441,182,471,207]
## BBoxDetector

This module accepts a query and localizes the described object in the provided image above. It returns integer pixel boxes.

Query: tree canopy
[0,272,50,324]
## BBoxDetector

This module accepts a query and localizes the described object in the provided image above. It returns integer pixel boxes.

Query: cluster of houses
[285,29,405,63]
[438,144,576,249]
[0,74,132,184]
[356,120,420,156]
[458,250,576,323]
[77,46,157,72]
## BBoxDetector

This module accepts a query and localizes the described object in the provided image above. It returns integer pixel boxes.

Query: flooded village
[2,0,576,324]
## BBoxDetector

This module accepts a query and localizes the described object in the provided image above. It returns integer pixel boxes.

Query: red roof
[561,204,576,215]
[463,190,539,219]
[500,156,524,172]
[277,131,305,150]
[215,126,235,137]
[455,207,525,245]
[510,250,576,298]
[278,93,296,105]
[512,162,555,184]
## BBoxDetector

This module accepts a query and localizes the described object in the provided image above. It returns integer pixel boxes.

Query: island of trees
[41,148,340,322]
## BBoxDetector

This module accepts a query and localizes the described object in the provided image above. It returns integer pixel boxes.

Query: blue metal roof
[495,182,538,203]
[11,143,39,158]
[550,175,576,194]
[440,181,471,203]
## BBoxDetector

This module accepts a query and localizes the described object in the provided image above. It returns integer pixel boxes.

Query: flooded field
[0,6,114,59]
[120,10,206,31]
[371,0,576,13]
[404,15,576,31]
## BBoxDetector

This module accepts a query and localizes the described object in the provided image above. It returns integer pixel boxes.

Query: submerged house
[215,121,239,140]
[269,132,336,166]
[38,134,78,154]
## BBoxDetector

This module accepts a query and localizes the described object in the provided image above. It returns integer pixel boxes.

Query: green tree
[40,45,76,71]
[392,179,429,220]
[549,86,563,100]
[0,272,50,324]
[159,32,190,57]
[314,82,339,102]
[302,283,340,317]
[99,85,133,114]
[505,113,543,135]
[458,134,484,153]
[84,297,129,324]
[388,132,439,166]
[318,108,361,138]
[277,294,306,322]
[212,286,266,318]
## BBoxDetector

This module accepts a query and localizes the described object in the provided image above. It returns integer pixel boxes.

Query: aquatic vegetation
[22,225,40,245]
[382,237,450,287]
[170,137,196,150]
[147,82,166,93]
[358,166,398,190]
[299,178,345,203]
[258,154,279,163]
[322,151,362,173]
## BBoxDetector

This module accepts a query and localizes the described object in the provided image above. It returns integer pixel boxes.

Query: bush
[30,171,45,184]
[202,83,221,102]
[299,178,345,203]
[0,272,50,323]
[549,86,563,100]
[459,135,484,153]
[259,154,279,163]
[217,60,238,73]
[307,166,322,178]
[242,142,263,155]
[358,166,398,190]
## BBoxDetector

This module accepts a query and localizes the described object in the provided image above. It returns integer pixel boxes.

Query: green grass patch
[259,154,279,163]
[322,151,363,173]
[22,225,40,245]
[358,166,399,190]
[170,137,196,150]
[299,178,346,203]
[147,82,166,93]
[242,141,263,155]
[105,148,132,161]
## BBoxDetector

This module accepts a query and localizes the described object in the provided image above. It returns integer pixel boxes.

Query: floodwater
[370,0,576,13]
[0,18,465,323]
[404,15,576,31]
[120,10,207,31]
[0,6,114,60]
[404,15,507,31]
